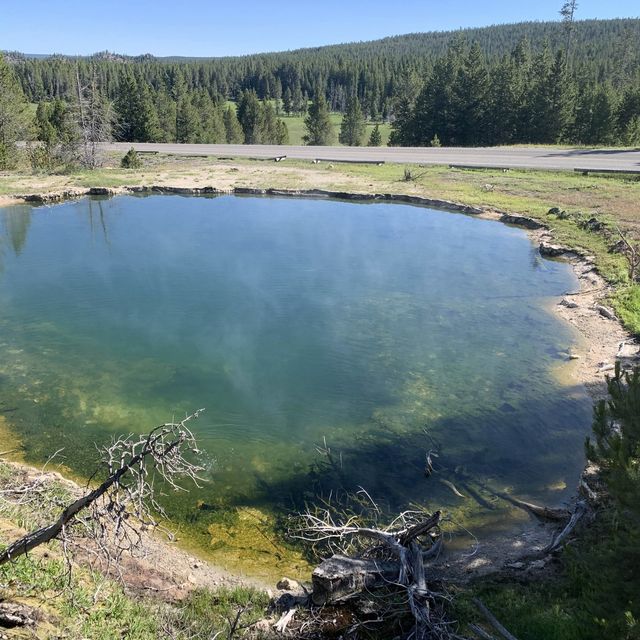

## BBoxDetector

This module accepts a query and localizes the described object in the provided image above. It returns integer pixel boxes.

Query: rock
[539,241,570,257]
[579,217,606,232]
[548,207,562,215]
[598,363,615,373]
[276,577,301,591]
[500,213,547,230]
[559,298,579,309]
[528,559,547,571]
[506,562,525,570]
[617,341,639,359]
[0,602,37,627]
[568,353,581,360]
[594,304,618,321]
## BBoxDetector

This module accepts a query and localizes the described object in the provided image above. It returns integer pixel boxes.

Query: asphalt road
[103,142,640,173]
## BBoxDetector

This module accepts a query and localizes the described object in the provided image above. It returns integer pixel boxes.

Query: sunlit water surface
[0,195,590,575]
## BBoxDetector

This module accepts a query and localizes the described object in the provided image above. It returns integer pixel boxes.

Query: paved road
[103,142,640,172]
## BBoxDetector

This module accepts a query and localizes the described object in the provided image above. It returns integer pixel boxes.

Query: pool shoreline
[0,186,629,588]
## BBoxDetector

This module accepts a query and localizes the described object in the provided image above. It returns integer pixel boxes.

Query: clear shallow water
[0,195,590,560]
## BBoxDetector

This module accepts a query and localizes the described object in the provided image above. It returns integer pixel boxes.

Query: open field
[278,112,392,145]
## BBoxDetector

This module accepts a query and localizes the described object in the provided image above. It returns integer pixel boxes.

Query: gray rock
[594,304,618,321]
[276,577,301,591]
[539,241,570,257]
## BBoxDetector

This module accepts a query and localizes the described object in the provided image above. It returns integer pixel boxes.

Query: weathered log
[398,511,441,545]
[545,500,588,553]
[499,494,570,522]
[311,555,400,605]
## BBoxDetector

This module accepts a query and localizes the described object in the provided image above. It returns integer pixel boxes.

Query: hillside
[6,18,640,105]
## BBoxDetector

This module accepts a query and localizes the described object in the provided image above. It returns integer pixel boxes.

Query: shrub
[121,147,142,169]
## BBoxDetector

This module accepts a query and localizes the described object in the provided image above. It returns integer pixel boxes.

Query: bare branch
[0,410,205,567]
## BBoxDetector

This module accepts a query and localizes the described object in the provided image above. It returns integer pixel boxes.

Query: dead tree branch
[615,226,640,282]
[0,410,205,567]
[291,500,450,639]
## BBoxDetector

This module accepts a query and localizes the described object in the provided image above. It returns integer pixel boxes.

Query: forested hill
[2,18,640,148]
[6,18,640,106]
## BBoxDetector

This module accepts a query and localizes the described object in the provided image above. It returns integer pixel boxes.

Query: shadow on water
[168,383,591,543]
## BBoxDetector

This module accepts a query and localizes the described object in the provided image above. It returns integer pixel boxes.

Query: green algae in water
[0,195,591,573]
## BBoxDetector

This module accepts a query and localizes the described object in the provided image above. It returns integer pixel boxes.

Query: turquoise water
[0,195,590,547]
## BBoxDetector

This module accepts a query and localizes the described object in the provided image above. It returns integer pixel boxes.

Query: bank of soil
[0,182,632,591]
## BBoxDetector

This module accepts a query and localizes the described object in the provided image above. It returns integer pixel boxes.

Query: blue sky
[1,0,638,57]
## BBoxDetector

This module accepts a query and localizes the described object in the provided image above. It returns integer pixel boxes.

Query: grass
[279,112,391,146]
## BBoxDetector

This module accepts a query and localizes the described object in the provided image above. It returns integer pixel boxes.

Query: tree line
[389,37,640,146]
[1,17,640,168]
[6,18,639,122]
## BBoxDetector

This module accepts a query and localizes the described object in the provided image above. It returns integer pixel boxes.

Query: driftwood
[293,506,449,639]
[545,500,588,553]
[497,493,570,522]
[312,555,401,605]
[0,412,204,569]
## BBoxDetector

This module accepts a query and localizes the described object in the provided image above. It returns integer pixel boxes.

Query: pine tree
[275,119,289,145]
[155,89,177,142]
[282,87,293,115]
[450,42,489,145]
[388,70,420,146]
[115,73,161,142]
[303,91,334,145]
[260,100,278,143]
[223,106,244,143]
[237,90,263,144]
[0,53,32,169]
[339,96,366,146]
[176,95,200,143]
[368,123,382,146]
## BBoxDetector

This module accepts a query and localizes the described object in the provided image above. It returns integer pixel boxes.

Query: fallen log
[498,493,570,522]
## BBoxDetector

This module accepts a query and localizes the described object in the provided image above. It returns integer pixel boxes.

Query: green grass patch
[612,285,640,334]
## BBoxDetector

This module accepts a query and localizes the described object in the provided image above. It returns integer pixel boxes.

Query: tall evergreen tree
[450,42,489,145]
[303,91,334,145]
[176,95,200,143]
[0,53,31,169]
[388,71,420,146]
[155,89,177,142]
[282,87,293,115]
[115,73,161,142]
[223,106,244,143]
[339,96,366,146]
[237,90,263,143]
